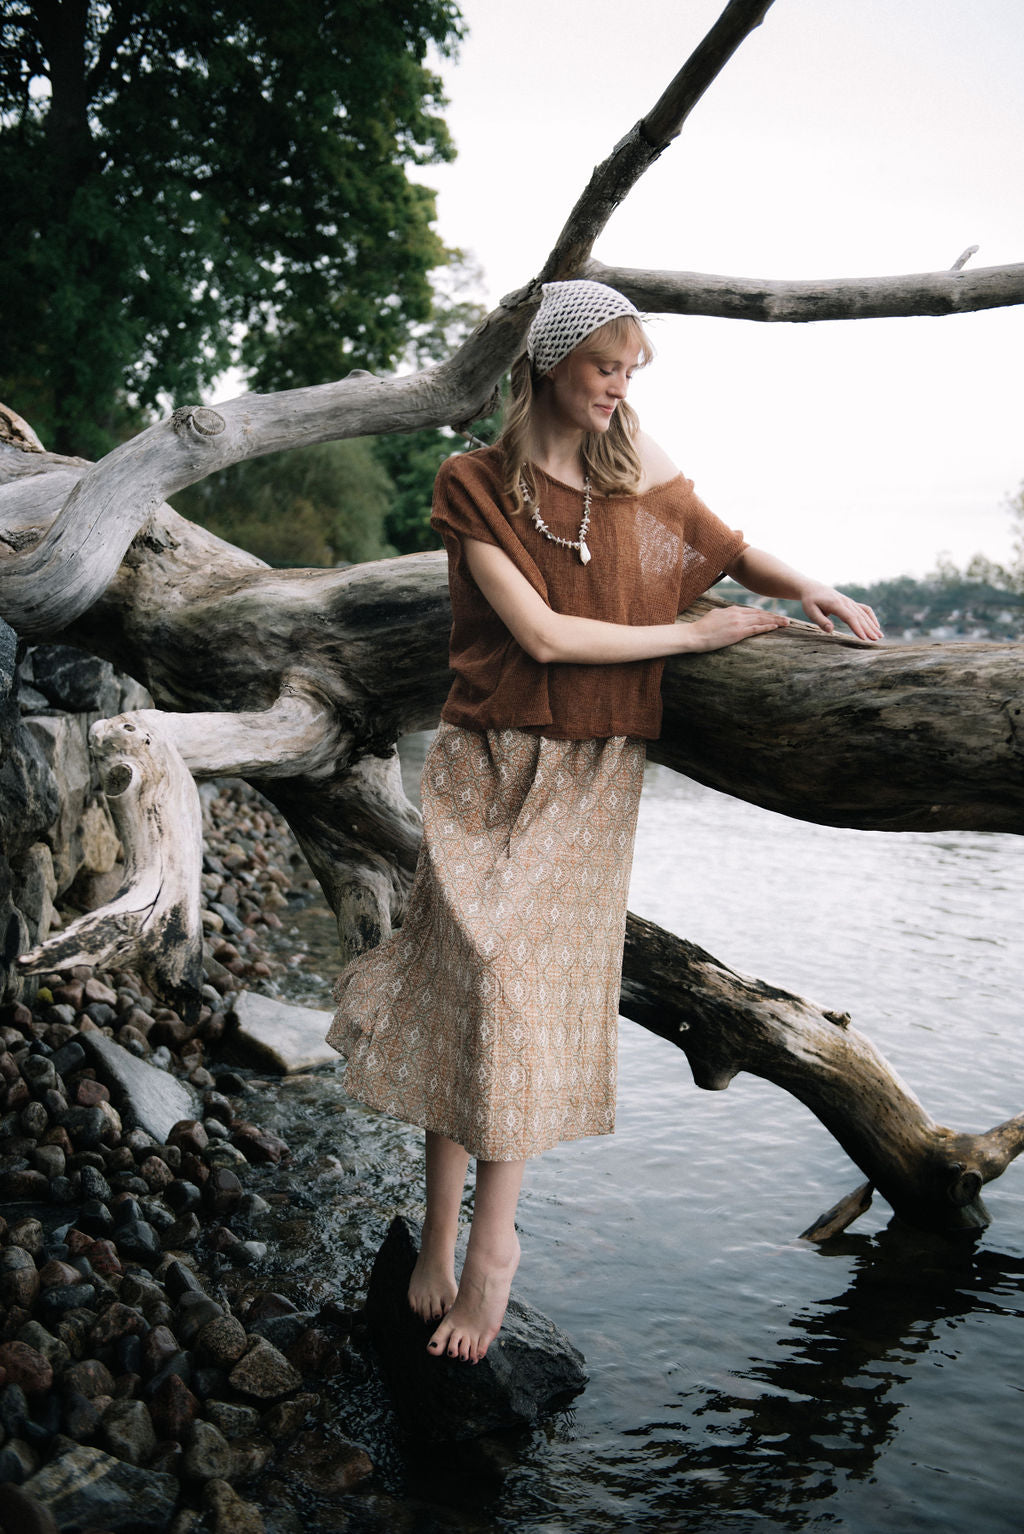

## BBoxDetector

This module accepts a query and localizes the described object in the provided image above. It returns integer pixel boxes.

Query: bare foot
[408,1226,458,1323]
[426,1234,521,1364]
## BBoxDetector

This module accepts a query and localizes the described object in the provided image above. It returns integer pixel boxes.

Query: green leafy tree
[0,0,463,457]
[172,438,397,567]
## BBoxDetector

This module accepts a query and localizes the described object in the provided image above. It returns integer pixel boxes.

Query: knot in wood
[823,1009,851,1029]
[171,406,226,440]
[104,763,134,797]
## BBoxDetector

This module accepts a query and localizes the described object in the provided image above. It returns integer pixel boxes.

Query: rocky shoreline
[0,781,376,1534]
[1,780,587,1534]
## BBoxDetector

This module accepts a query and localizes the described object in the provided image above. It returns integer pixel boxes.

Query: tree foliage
[0,0,463,457]
[172,438,398,567]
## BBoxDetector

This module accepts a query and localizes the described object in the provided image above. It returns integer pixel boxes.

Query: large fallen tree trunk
[4,446,1023,1236]
[3,0,1023,1239]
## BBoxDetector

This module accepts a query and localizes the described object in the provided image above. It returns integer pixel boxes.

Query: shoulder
[635,431,681,493]
[436,444,504,490]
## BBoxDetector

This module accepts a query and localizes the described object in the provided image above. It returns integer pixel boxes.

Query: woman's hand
[682,605,790,653]
[798,583,883,642]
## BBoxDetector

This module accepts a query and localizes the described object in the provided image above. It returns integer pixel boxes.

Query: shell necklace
[521,475,593,565]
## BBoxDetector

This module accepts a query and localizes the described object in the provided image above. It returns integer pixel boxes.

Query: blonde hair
[494,314,654,514]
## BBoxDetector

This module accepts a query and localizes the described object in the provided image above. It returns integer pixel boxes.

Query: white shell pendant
[578,541,592,565]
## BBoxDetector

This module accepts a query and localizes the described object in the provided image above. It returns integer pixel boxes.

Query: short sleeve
[430,455,505,548]
[673,477,748,611]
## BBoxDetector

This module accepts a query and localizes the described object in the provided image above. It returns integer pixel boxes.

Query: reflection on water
[254,738,1024,1534]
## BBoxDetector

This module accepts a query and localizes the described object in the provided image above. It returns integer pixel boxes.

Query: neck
[526,411,587,489]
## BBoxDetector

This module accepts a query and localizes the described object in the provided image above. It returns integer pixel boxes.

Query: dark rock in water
[201,1477,266,1534]
[228,1336,302,1401]
[21,1443,179,1532]
[366,1216,588,1442]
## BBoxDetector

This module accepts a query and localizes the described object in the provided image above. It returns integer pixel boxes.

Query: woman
[329,280,881,1365]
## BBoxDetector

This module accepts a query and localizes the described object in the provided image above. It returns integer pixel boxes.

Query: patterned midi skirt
[327,722,646,1161]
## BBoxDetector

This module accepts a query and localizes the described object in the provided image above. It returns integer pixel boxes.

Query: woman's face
[544,337,642,436]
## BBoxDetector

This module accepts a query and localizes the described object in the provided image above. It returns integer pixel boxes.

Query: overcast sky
[416,0,1024,586]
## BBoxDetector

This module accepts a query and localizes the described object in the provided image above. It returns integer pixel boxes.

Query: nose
[608,372,628,398]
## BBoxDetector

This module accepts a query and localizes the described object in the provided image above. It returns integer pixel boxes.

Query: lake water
[259,737,1024,1534]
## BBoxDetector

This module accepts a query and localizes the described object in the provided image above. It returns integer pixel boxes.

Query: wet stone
[1,1168,50,1200]
[49,1041,86,1076]
[115,1333,143,1377]
[20,1100,49,1137]
[79,1164,113,1202]
[143,1325,182,1377]
[281,1427,373,1496]
[88,1301,146,1347]
[21,1055,57,1093]
[0,1436,39,1485]
[102,1397,156,1466]
[162,1212,202,1249]
[260,1393,319,1440]
[8,1217,45,1254]
[39,1282,97,1319]
[165,1179,202,1215]
[15,1322,70,1376]
[0,1482,60,1534]
[140,1154,175,1191]
[31,1144,66,1179]
[89,1238,123,1276]
[38,1258,80,1289]
[202,1478,266,1534]
[119,1273,164,1310]
[196,1315,248,1367]
[367,1215,589,1442]
[148,1371,200,1439]
[164,1260,207,1303]
[228,1432,275,1480]
[114,1215,161,1262]
[0,1249,40,1309]
[0,1342,53,1397]
[64,1357,116,1398]
[22,1443,179,1532]
[1,1381,31,1436]
[62,1387,104,1443]
[60,1105,108,1149]
[228,1337,302,1401]
[204,1166,243,1214]
[168,1119,208,1155]
[205,1401,261,1440]
[203,1142,248,1171]
[76,1199,115,1237]
[184,1418,233,1482]
[150,1439,184,1479]
[76,1075,112,1105]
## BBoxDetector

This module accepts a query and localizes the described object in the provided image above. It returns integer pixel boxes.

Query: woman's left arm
[725,547,883,642]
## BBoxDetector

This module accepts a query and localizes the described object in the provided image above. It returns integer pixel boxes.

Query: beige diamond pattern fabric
[328,722,646,1161]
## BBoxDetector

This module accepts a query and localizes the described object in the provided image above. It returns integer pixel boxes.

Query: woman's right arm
[462,538,789,665]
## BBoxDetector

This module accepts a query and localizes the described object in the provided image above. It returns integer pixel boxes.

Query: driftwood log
[2,0,1023,1237]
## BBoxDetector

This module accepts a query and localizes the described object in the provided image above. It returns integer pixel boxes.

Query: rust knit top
[430,446,747,741]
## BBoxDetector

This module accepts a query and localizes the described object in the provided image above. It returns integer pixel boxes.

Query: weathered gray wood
[585,258,1024,322]
[619,913,1024,1233]
[800,1183,875,1243]
[17,714,205,1020]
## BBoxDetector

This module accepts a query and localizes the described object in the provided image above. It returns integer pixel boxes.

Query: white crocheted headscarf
[526,280,641,375]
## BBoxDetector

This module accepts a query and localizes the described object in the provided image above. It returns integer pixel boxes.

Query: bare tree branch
[586,258,1024,322]
[620,912,1024,1234]
[537,0,776,281]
